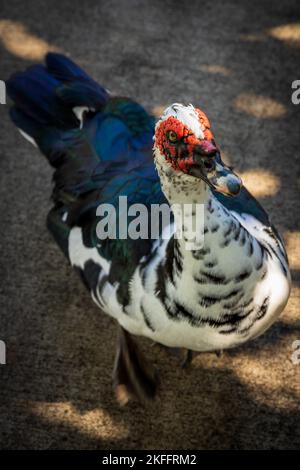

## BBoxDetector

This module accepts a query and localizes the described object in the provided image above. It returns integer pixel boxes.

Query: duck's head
[154,103,242,197]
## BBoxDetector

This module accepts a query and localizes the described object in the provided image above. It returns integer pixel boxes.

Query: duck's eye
[166,130,178,143]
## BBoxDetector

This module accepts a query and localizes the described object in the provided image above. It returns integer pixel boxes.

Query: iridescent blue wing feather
[7,54,166,300]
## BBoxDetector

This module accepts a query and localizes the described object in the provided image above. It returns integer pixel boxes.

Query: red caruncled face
[155,108,217,173]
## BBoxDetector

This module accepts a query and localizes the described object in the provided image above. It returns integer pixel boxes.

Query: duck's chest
[131,199,290,350]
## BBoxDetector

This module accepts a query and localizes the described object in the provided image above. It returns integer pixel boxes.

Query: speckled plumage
[7,53,291,358]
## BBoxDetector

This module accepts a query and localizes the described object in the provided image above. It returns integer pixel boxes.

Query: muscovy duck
[7,54,291,404]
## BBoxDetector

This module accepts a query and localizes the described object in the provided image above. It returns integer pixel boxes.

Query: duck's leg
[112,326,159,406]
[158,345,195,368]
[181,349,194,368]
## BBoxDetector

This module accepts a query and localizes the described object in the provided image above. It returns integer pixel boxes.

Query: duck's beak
[189,146,242,197]
[210,159,242,196]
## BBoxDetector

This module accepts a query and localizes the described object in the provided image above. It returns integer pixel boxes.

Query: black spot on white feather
[220,238,231,248]
[256,296,269,320]
[204,260,217,268]
[211,224,219,233]
[199,296,219,307]
[140,303,155,332]
[196,271,229,285]
[235,270,251,282]
[247,240,254,256]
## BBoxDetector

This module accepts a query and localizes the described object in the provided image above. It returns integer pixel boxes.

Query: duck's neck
[158,165,211,253]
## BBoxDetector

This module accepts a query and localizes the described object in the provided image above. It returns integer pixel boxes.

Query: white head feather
[156,103,205,140]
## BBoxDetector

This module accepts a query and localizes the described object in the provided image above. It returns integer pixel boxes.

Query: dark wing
[7,53,167,305]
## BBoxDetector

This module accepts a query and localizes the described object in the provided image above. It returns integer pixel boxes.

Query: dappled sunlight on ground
[285,232,300,269]
[268,23,300,47]
[241,23,300,47]
[0,20,59,60]
[28,401,129,441]
[239,169,280,197]
[192,319,300,411]
[233,93,287,119]
[199,64,232,77]
[230,353,300,410]
[283,287,300,324]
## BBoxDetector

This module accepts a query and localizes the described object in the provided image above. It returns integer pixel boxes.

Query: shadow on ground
[0,0,299,450]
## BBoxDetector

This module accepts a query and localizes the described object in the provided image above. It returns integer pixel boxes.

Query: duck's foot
[112,327,159,406]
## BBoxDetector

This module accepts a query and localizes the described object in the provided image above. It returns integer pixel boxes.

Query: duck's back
[7,53,171,307]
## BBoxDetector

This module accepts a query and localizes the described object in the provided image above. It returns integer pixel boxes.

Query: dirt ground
[0,0,300,450]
